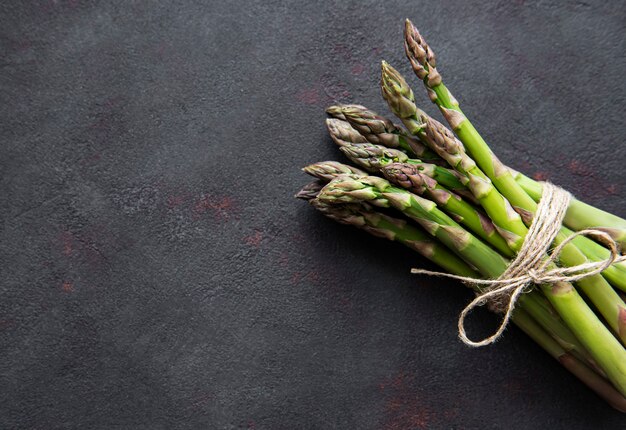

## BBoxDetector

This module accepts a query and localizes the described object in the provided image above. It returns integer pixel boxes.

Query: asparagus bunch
[296,20,626,410]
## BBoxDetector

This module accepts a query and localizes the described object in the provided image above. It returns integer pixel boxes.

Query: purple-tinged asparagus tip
[381,162,438,196]
[303,161,367,182]
[403,19,441,88]
[295,181,324,200]
[326,104,367,120]
[326,118,368,146]
[381,61,418,120]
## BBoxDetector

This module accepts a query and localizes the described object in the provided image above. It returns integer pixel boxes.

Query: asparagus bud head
[326,104,367,120]
[295,181,324,200]
[318,175,391,207]
[417,110,477,172]
[339,143,408,172]
[326,118,368,147]
[381,61,417,119]
[382,162,438,195]
[309,199,367,228]
[339,105,403,148]
[303,161,367,182]
[404,19,441,88]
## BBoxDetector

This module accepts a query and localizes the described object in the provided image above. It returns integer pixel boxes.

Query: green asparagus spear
[339,143,408,173]
[325,104,367,121]
[336,140,477,203]
[318,175,509,278]
[382,162,513,257]
[329,104,436,159]
[298,186,479,278]
[403,19,536,212]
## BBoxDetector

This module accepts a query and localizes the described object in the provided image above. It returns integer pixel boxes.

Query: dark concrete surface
[1,1,625,428]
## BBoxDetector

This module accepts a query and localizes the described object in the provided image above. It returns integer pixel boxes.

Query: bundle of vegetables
[296,20,626,410]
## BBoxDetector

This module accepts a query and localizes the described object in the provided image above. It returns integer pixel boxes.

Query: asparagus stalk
[335,140,477,203]
[520,292,601,375]
[317,175,507,278]
[381,60,626,348]
[381,162,513,257]
[419,111,529,251]
[297,183,479,278]
[380,64,527,251]
[327,104,438,160]
[403,19,537,212]
[564,235,626,294]
[304,158,473,204]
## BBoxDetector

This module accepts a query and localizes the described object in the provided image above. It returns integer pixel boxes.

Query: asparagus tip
[295,181,324,200]
[380,61,417,119]
[326,104,368,120]
[403,19,441,87]
[382,162,437,195]
[325,105,344,118]
[303,161,367,181]
[326,118,368,146]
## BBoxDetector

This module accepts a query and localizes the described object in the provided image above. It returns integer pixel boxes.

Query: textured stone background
[1,1,625,428]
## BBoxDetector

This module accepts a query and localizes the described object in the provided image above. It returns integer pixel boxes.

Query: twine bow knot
[411,182,626,347]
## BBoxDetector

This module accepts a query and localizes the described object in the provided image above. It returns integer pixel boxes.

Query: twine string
[411,182,626,347]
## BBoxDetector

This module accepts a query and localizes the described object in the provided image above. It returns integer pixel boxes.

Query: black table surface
[1,1,625,428]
